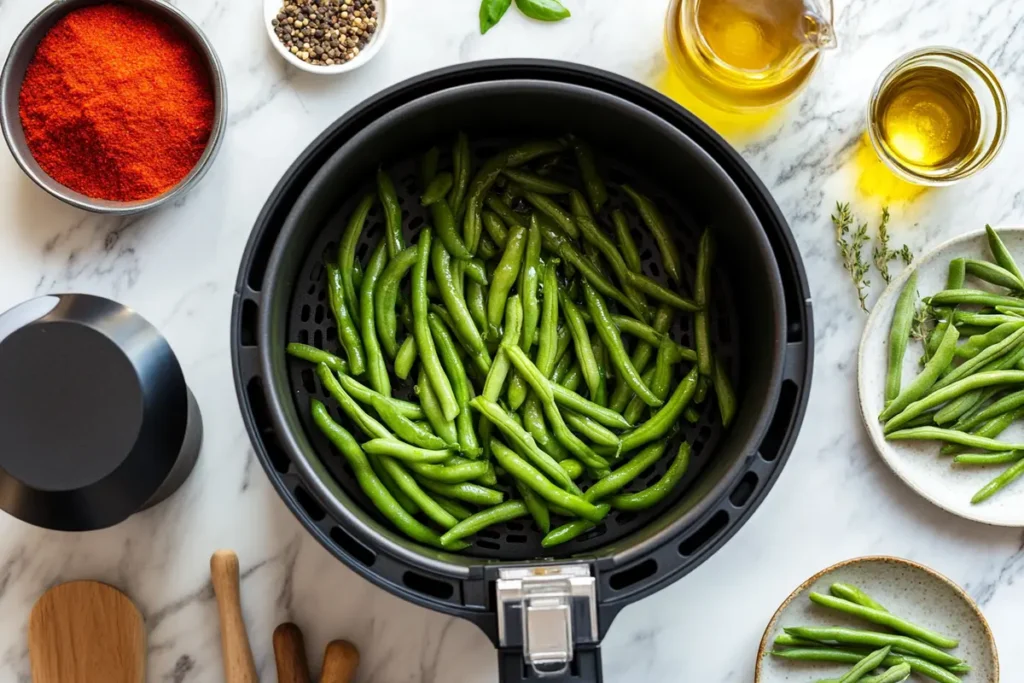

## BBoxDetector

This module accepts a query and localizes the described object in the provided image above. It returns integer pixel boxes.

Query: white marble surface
[2,0,1024,681]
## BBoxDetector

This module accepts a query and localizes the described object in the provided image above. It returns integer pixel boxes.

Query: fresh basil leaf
[515,0,571,22]
[480,0,514,33]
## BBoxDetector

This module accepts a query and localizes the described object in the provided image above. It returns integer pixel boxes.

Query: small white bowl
[263,0,388,75]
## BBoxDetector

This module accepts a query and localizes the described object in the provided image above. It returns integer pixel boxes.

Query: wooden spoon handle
[210,550,259,683]
[274,623,313,683]
[319,640,360,683]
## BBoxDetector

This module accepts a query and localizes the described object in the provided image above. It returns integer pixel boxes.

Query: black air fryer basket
[232,61,812,682]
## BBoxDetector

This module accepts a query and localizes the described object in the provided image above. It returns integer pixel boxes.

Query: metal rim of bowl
[0,0,228,215]
[262,0,389,75]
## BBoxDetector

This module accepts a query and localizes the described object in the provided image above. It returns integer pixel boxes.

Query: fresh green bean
[431,200,473,261]
[439,500,528,548]
[521,396,572,461]
[782,627,961,668]
[478,233,500,260]
[879,324,959,421]
[836,646,893,683]
[520,216,543,351]
[337,193,375,319]
[886,271,919,403]
[362,438,452,463]
[482,209,510,248]
[537,220,650,321]
[830,583,888,612]
[420,146,440,188]
[996,305,1024,316]
[487,224,528,336]
[409,459,493,483]
[571,191,645,309]
[482,296,523,400]
[377,455,459,529]
[394,336,417,380]
[986,224,1024,287]
[808,593,957,648]
[517,481,551,534]
[955,388,1024,431]
[375,245,418,358]
[612,210,643,275]
[610,443,690,510]
[464,258,488,285]
[416,367,459,447]
[429,313,481,457]
[412,229,460,421]
[326,262,367,375]
[570,136,608,213]
[485,195,528,230]
[713,355,737,427]
[934,387,990,425]
[558,291,601,400]
[604,314,696,361]
[421,171,454,206]
[311,401,454,548]
[884,370,1024,432]
[624,367,657,426]
[489,439,607,521]
[770,649,960,683]
[954,451,1022,465]
[360,240,392,396]
[972,456,1024,503]
[449,132,471,217]
[377,168,405,258]
[328,370,422,419]
[869,663,913,683]
[503,344,610,470]
[623,185,682,284]
[694,229,715,375]
[584,281,664,407]
[541,515,609,548]
[888,425,1024,450]
[471,397,580,493]
[466,280,488,335]
[434,496,473,520]
[563,411,620,447]
[561,361,583,392]
[559,459,585,480]
[287,343,349,375]
[925,258,966,361]
[929,288,1024,308]
[954,312,1022,327]
[610,306,674,412]
[417,478,505,506]
[367,395,449,450]
[585,441,668,502]
[369,444,420,514]
[318,363,390,439]
[614,366,699,454]
[551,383,632,429]
[525,190,580,239]
[956,322,1024,359]
[503,168,571,194]
[932,327,1024,392]
[622,270,701,313]
[431,239,487,357]
[942,406,1024,455]
[963,258,1022,290]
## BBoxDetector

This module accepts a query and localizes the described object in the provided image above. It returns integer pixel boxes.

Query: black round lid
[0,294,189,530]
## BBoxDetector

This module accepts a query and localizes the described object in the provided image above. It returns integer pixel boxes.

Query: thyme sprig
[872,207,914,284]
[833,202,872,312]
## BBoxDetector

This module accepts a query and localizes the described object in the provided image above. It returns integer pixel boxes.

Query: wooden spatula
[274,622,312,683]
[319,640,360,683]
[29,580,145,683]
[211,550,259,683]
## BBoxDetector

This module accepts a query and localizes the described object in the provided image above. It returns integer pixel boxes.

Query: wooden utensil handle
[320,640,360,683]
[210,550,259,683]
[274,623,313,683]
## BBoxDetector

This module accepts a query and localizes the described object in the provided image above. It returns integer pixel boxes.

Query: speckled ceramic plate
[858,227,1024,526]
[755,556,998,682]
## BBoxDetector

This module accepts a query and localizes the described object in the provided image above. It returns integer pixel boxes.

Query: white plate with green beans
[755,556,997,683]
[859,227,1024,526]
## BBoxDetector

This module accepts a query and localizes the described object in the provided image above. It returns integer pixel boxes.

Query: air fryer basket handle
[498,647,603,683]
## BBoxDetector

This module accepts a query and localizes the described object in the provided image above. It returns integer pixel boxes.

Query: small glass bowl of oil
[868,47,1007,185]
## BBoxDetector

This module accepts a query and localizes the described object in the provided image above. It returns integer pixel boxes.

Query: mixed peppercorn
[272,0,377,67]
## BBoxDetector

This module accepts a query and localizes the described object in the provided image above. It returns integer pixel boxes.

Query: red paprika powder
[19,3,216,202]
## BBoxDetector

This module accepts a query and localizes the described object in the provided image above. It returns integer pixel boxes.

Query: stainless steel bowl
[0,0,228,215]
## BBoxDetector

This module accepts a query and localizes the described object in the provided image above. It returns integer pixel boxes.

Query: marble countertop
[3,0,1024,680]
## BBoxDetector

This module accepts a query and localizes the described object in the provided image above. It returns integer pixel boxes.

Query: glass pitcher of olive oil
[665,0,837,111]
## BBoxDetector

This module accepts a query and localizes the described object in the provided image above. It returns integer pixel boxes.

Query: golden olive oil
[664,0,834,111]
[873,66,982,176]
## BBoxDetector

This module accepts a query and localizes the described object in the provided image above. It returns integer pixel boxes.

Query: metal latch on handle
[496,565,598,677]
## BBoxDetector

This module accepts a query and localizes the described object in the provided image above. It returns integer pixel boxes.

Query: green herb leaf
[832,202,872,312]
[515,0,571,22]
[480,0,513,34]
